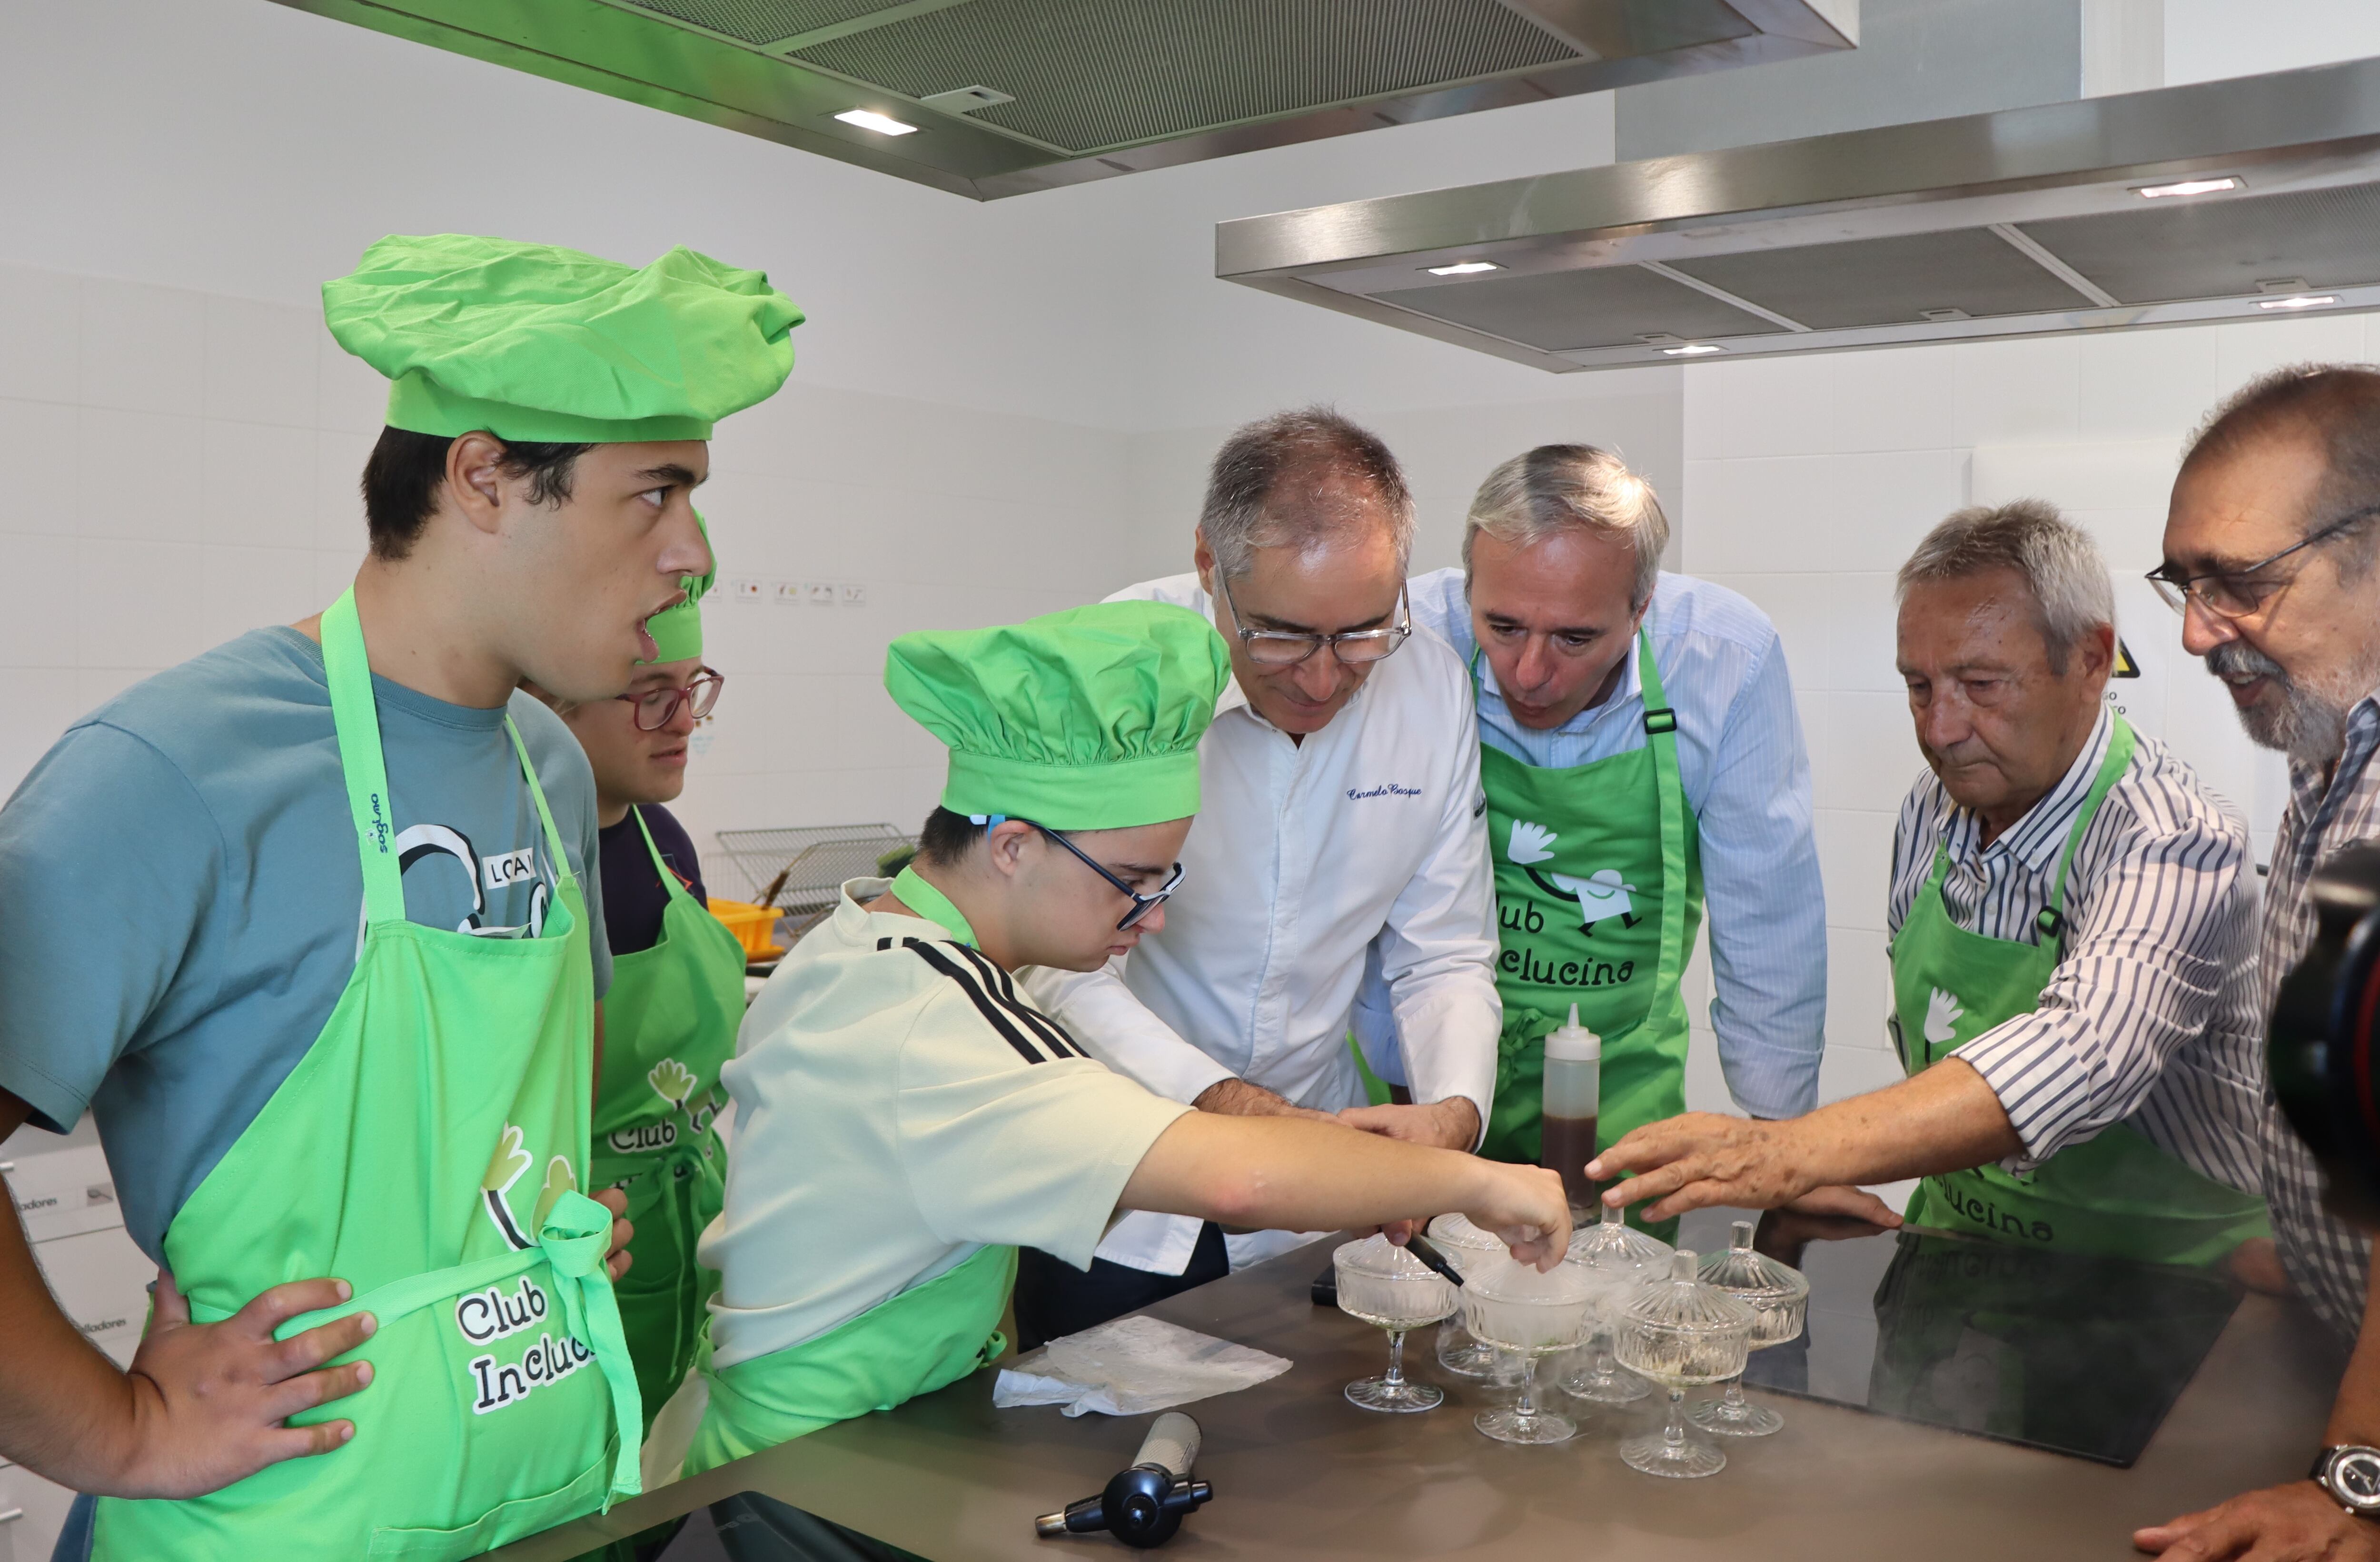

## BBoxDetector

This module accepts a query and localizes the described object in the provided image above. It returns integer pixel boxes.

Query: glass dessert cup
[1461,1258,1597,1445]
[1426,1213,1508,1380]
[1558,1201,1672,1405]
[1332,1236,1458,1413]
[1691,1219,1810,1439]
[1615,1251,1754,1479]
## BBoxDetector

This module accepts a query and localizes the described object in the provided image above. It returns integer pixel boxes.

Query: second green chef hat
[640,511,715,665]
[886,602,1230,832]
[323,233,803,444]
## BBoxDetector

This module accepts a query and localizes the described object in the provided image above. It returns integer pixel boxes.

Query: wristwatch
[2311,1445,2380,1516]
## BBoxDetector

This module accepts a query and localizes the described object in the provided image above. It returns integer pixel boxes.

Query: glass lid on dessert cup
[1332,1235,1458,1413]
[1615,1251,1755,1479]
[1691,1218,1810,1440]
[1461,1256,1598,1446]
[1566,1198,1674,1272]
[1559,1200,1674,1404]
[1427,1214,1508,1381]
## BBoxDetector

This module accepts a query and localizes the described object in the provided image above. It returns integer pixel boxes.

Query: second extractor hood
[1216,58,2380,371]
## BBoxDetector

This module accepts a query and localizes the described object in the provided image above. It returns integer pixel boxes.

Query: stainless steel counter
[495,1235,2342,1561]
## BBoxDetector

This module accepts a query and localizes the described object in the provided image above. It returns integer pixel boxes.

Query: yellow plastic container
[708,898,782,959]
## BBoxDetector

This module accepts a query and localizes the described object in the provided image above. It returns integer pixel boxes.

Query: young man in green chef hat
[685,601,1572,1559]
[542,524,742,1444]
[0,233,800,1560]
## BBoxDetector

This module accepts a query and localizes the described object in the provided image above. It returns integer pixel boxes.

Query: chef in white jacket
[1016,406,1500,1346]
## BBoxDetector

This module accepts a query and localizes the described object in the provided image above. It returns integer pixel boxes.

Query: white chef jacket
[1021,572,1501,1275]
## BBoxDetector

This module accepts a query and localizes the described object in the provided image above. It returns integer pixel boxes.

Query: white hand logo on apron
[1923,987,1964,1046]
[480,1123,536,1250]
[1508,820,1640,936]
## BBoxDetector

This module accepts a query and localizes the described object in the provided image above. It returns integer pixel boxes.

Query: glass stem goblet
[1561,1329,1651,1404]
[1620,1384,1728,1478]
[1691,1371,1784,1437]
[1346,1325,1443,1413]
[1473,1352,1578,1445]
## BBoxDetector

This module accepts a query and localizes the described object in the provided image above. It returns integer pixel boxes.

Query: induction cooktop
[1677,1207,2243,1468]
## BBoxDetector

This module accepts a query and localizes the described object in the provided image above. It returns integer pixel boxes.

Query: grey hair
[1199,406,1415,580]
[1460,445,1669,611]
[1896,499,2114,673]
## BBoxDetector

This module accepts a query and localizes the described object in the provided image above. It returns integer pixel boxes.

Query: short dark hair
[358,427,592,560]
[1200,406,1414,579]
[2181,364,2380,579]
[916,806,987,867]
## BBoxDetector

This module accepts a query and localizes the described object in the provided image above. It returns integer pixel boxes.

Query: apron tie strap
[202,1188,645,1501]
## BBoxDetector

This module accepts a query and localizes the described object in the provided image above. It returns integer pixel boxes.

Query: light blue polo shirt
[0,627,610,1260]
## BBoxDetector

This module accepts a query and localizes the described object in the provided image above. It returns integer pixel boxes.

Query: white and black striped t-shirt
[1885,710,2265,1194]
[2260,697,2380,1341]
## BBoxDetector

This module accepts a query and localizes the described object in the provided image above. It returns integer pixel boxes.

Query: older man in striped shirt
[1596,501,2268,1271]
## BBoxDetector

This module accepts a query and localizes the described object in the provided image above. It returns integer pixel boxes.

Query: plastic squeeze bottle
[1539,1003,1603,1213]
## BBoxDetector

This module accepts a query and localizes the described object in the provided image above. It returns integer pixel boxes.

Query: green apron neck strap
[1635,625,1692,1002]
[892,864,979,947]
[2039,716,2136,942]
[321,588,407,926]
[501,716,581,900]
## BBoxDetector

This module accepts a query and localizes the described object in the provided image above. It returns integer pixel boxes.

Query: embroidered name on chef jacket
[1345,783,1422,800]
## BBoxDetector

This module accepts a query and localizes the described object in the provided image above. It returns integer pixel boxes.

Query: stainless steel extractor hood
[269,0,1856,200]
[1215,57,2380,371]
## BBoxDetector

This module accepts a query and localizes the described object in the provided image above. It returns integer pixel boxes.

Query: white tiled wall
[0,261,1165,874]
[1674,311,2376,1122]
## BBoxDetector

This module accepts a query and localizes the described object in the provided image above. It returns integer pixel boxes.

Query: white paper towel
[993,1314,1291,1417]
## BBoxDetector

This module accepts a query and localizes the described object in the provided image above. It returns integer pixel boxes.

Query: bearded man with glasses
[2138,365,2380,1562]
[1013,407,1502,1348]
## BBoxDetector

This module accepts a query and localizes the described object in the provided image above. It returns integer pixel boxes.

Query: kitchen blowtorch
[1033,1412,1212,1548]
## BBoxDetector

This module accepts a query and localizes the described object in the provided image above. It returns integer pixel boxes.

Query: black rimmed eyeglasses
[1215,574,1413,667]
[1018,818,1185,930]
[2145,503,2380,620]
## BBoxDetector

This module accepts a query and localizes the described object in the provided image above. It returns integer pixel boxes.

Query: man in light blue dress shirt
[1353,444,1862,1221]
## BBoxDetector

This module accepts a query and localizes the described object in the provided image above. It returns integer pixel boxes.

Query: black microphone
[1033,1412,1213,1548]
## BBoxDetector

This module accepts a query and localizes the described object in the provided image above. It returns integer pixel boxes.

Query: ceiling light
[1660,343,1725,356]
[2134,176,2241,199]
[2258,293,2340,310]
[1425,260,1501,276]
[835,109,917,136]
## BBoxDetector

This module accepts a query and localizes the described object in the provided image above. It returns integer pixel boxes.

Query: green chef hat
[639,510,714,665]
[323,234,803,444]
[886,602,1230,831]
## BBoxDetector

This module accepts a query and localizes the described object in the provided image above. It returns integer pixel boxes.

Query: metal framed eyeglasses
[2144,504,2380,620]
[617,667,724,731]
[1022,819,1185,930]
[1216,575,1413,667]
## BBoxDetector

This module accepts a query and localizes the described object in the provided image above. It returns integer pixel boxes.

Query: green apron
[95,589,640,1560]
[687,1244,1015,1473]
[589,807,744,1433]
[1891,717,2267,1267]
[687,868,1011,1474]
[1477,630,1701,1225]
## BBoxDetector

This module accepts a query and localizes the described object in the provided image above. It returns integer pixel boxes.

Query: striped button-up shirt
[1885,708,2266,1190]
[2259,694,2380,1340]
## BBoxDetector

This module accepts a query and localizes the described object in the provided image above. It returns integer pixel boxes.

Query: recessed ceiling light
[1425,260,1501,276]
[2135,176,2241,199]
[835,109,918,136]
[2258,293,2340,310]
[1660,343,1725,357]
